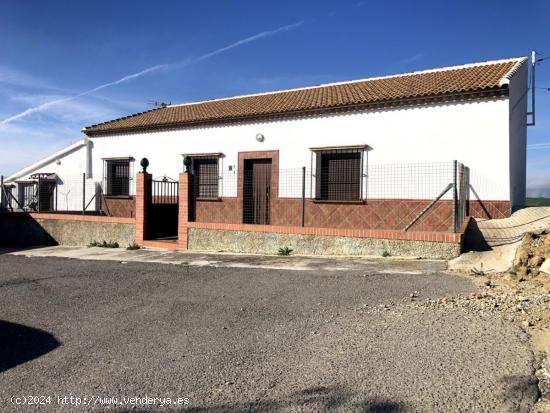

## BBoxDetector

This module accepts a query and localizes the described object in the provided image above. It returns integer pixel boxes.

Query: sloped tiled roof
[84,57,526,135]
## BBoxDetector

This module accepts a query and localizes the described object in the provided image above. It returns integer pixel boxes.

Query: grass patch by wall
[526,197,550,207]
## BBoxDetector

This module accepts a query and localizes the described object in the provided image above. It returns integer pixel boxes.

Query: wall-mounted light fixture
[256,133,265,142]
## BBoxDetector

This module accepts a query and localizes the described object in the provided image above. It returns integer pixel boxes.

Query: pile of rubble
[416,288,550,330]
[512,231,550,278]
[415,278,550,411]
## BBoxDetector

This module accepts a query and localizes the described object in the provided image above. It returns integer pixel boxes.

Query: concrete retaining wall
[0,214,135,247]
[188,228,461,259]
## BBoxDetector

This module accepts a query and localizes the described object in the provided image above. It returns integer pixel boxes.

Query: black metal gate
[147,178,179,239]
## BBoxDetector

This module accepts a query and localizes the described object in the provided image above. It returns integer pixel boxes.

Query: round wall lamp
[255,133,265,142]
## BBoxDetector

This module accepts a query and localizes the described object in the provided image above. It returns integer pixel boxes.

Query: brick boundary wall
[100,196,135,218]
[30,213,134,224]
[177,172,189,249]
[135,172,152,244]
[192,197,510,232]
[0,212,135,247]
[186,226,463,258]
[186,221,463,243]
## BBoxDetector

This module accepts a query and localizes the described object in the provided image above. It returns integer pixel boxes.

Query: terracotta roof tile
[84,57,525,135]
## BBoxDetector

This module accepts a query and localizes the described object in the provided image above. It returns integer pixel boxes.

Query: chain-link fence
[190,161,469,232]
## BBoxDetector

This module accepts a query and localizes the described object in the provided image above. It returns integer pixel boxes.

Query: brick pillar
[177,172,189,250]
[135,172,152,244]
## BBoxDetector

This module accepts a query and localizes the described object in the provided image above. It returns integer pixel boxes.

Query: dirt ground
[443,232,550,412]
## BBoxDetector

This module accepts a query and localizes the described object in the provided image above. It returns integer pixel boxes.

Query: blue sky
[1,0,549,195]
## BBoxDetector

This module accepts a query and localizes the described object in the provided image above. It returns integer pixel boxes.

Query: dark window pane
[106,160,130,196]
[193,157,218,198]
[18,183,36,210]
[318,151,361,201]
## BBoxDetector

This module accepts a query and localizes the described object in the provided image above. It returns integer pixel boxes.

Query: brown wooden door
[243,159,271,224]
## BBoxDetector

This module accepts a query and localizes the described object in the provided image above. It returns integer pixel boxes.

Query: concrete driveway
[0,252,538,412]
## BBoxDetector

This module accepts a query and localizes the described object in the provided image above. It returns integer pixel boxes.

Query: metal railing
[151,177,178,205]
[0,173,129,216]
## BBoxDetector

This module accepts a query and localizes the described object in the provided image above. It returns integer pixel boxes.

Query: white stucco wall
[88,97,511,201]
[508,61,528,209]
[5,142,97,211]
[3,92,522,211]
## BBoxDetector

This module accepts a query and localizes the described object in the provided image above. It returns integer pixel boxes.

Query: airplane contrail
[0,21,304,125]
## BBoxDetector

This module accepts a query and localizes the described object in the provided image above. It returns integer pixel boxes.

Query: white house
[1,57,527,234]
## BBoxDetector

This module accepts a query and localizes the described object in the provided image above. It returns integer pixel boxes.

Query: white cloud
[0,21,305,126]
[0,123,79,176]
[0,95,142,176]
[0,65,74,93]
[527,170,550,197]
[397,53,426,66]
[527,142,550,149]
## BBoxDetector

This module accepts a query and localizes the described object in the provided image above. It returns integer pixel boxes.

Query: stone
[533,245,550,258]
[540,259,550,275]
[529,256,545,267]
[517,267,528,278]
[188,227,461,259]
[513,248,529,267]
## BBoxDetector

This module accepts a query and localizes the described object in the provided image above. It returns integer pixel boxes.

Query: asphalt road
[0,254,539,412]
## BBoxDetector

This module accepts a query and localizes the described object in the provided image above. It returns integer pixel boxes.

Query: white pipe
[84,137,91,178]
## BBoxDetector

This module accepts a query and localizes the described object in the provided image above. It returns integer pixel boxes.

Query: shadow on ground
[501,374,540,411]
[0,320,61,372]
[119,386,407,412]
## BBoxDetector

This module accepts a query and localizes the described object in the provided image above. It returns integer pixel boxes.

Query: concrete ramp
[475,207,550,247]
[450,207,550,274]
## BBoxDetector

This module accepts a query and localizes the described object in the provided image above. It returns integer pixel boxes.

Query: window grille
[191,157,219,199]
[312,148,364,201]
[104,159,132,196]
[18,182,37,210]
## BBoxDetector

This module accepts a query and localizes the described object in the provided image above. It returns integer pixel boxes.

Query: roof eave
[83,87,509,137]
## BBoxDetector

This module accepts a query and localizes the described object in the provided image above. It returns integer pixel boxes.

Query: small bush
[88,240,119,248]
[381,250,391,257]
[277,246,293,256]
[126,242,141,250]
[509,265,519,275]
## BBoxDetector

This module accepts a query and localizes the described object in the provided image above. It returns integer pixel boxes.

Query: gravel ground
[0,254,539,412]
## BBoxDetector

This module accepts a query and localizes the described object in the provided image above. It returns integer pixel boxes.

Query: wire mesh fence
[189,161,469,232]
[1,161,470,232]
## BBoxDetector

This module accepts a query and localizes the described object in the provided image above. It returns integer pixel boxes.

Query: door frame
[237,150,279,224]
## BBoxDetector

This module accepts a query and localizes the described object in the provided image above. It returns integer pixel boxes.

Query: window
[105,159,132,196]
[191,156,219,199]
[38,180,56,211]
[18,182,37,210]
[314,148,364,201]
